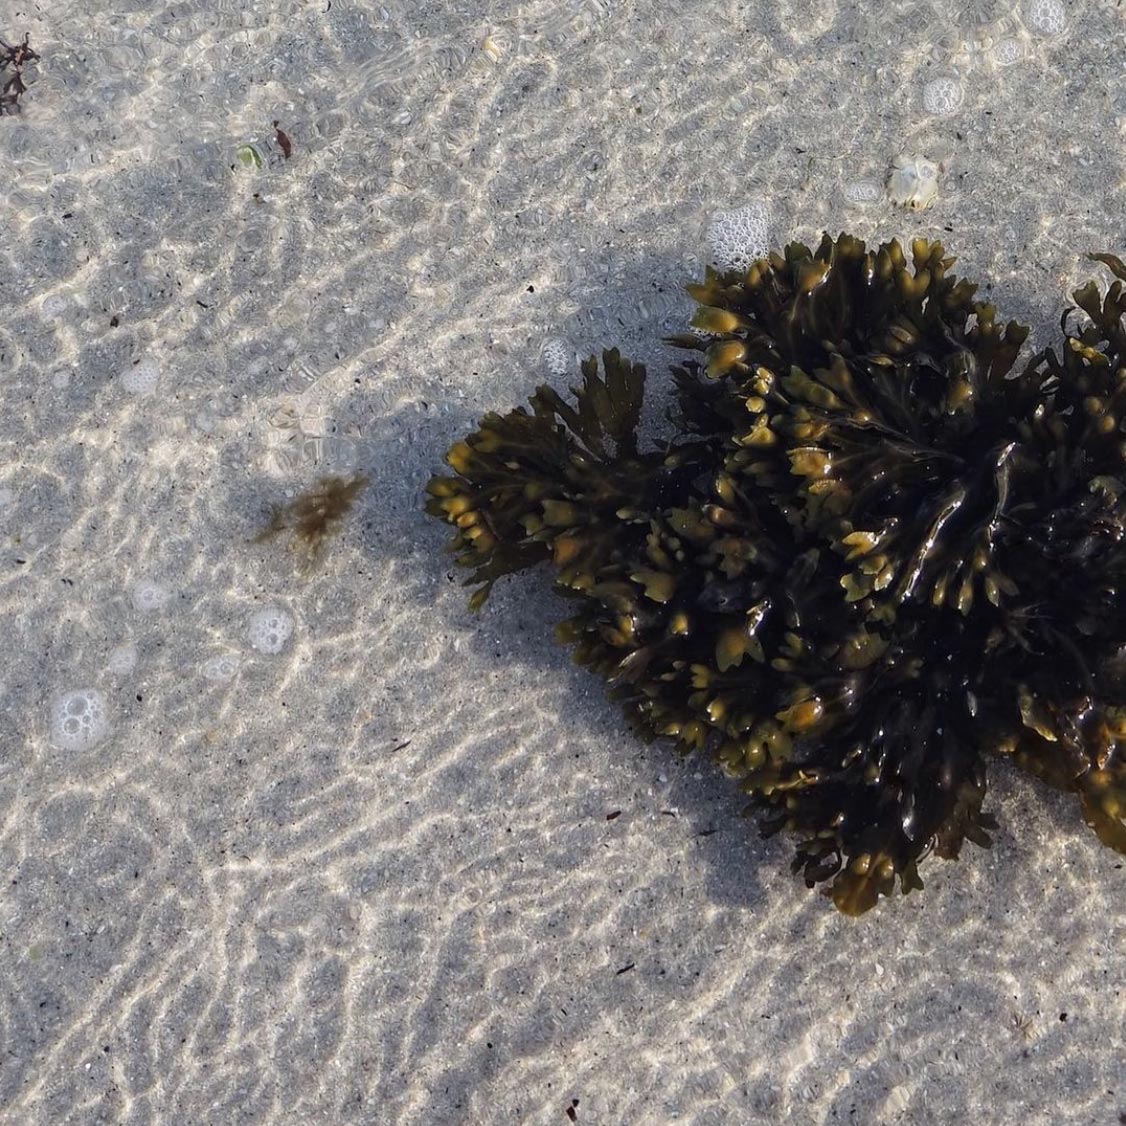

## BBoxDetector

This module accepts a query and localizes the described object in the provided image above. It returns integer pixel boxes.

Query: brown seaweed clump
[0,34,38,114]
[256,473,369,569]
[425,234,1126,914]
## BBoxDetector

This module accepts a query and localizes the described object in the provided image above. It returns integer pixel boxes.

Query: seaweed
[425,234,1126,914]
[273,120,293,160]
[255,473,369,569]
[0,33,38,114]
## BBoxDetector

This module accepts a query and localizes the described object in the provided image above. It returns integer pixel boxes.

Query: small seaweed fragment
[426,234,1126,914]
[236,143,265,170]
[0,33,38,114]
[255,473,369,569]
[273,120,293,160]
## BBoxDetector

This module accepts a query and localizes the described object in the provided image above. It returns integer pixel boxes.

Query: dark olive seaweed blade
[425,236,1126,915]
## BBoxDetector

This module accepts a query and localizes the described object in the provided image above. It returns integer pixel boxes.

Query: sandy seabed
[0,0,1123,1122]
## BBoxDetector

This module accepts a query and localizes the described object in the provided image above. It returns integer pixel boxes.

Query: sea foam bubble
[50,688,110,751]
[248,607,294,654]
[707,203,771,272]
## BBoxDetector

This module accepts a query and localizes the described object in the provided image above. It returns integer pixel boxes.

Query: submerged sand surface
[0,0,1123,1122]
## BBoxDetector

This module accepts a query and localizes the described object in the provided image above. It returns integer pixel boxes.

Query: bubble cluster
[131,579,171,612]
[1025,0,1066,35]
[49,689,110,751]
[842,178,882,206]
[923,77,964,116]
[121,358,160,395]
[248,607,294,654]
[992,37,1025,67]
[541,337,572,379]
[706,202,771,272]
[201,653,240,682]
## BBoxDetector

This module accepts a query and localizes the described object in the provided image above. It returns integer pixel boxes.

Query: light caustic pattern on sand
[0,0,1122,1121]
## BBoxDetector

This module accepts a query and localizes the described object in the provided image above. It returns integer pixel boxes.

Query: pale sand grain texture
[0,0,1123,1123]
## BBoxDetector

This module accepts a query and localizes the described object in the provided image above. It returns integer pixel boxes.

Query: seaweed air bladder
[426,234,1126,915]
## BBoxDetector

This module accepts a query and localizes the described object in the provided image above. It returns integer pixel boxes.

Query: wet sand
[0,0,1123,1122]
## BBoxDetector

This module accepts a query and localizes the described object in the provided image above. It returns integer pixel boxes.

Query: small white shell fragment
[887,155,940,211]
[481,35,503,63]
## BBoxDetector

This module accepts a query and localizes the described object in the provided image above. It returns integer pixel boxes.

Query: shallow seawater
[0,1,1123,1122]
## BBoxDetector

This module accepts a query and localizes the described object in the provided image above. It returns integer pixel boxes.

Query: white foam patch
[992,37,1024,67]
[1026,0,1065,35]
[131,580,171,612]
[106,643,138,675]
[541,337,573,379]
[923,78,964,116]
[121,359,161,396]
[842,179,882,205]
[50,688,110,751]
[248,607,294,654]
[706,203,771,272]
[201,654,240,682]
